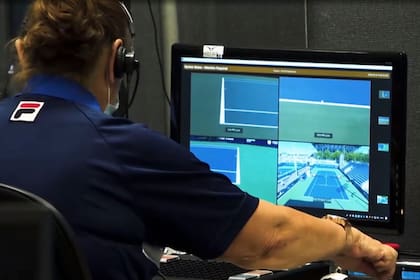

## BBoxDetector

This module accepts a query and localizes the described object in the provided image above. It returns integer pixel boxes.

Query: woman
[0,1,397,280]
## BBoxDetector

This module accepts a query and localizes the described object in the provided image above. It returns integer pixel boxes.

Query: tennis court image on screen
[189,73,371,211]
[277,77,370,212]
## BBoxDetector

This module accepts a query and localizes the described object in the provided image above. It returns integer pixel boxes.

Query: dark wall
[0,0,32,98]
[0,2,9,98]
[176,0,306,49]
[307,0,420,255]
[129,1,170,133]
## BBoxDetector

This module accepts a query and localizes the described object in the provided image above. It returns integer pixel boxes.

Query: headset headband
[119,1,135,38]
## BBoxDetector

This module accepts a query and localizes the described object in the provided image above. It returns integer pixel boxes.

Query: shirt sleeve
[100,120,259,259]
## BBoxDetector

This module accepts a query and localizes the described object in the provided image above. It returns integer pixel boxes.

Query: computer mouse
[320,272,349,280]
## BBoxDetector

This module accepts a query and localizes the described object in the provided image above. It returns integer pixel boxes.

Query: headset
[114,1,140,79]
[112,1,141,118]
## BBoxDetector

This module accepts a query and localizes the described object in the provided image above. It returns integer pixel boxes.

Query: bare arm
[221,200,397,280]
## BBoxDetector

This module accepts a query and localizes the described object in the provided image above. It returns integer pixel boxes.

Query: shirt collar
[22,75,101,112]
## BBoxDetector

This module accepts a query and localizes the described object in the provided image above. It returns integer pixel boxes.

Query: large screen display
[171,44,406,233]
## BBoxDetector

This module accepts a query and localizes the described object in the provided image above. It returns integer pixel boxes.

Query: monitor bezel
[170,43,406,234]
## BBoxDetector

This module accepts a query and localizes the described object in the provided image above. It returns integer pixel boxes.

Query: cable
[156,270,168,280]
[128,66,140,109]
[304,0,308,48]
[125,73,132,118]
[147,0,171,106]
[113,79,129,118]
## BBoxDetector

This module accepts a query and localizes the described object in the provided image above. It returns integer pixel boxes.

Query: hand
[332,228,398,280]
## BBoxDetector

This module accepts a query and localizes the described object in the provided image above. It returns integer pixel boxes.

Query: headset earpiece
[114,46,126,79]
[114,45,138,79]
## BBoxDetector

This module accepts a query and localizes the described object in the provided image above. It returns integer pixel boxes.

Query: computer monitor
[170,43,407,233]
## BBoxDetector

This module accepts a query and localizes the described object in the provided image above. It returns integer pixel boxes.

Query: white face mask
[104,102,120,115]
[104,85,119,115]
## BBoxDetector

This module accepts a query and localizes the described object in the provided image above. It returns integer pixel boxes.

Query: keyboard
[160,256,248,280]
[159,255,330,280]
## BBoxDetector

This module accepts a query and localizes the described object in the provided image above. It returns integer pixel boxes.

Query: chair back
[0,183,92,280]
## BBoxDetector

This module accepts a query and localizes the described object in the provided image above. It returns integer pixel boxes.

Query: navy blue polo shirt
[0,75,259,280]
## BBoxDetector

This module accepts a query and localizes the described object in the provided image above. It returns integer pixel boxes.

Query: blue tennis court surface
[191,144,239,184]
[277,164,368,211]
[305,170,348,199]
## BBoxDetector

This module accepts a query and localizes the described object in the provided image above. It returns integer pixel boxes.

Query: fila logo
[10,101,45,122]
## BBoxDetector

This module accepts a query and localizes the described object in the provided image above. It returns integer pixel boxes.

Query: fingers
[333,238,397,280]
[361,243,397,279]
[371,247,398,280]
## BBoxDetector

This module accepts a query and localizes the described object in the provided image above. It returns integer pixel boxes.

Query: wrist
[322,214,353,256]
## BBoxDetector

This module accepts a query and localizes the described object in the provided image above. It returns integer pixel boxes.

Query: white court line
[280,98,370,109]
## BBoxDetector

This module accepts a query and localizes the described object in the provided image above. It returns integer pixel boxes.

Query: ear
[15,39,25,66]
[108,38,124,84]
